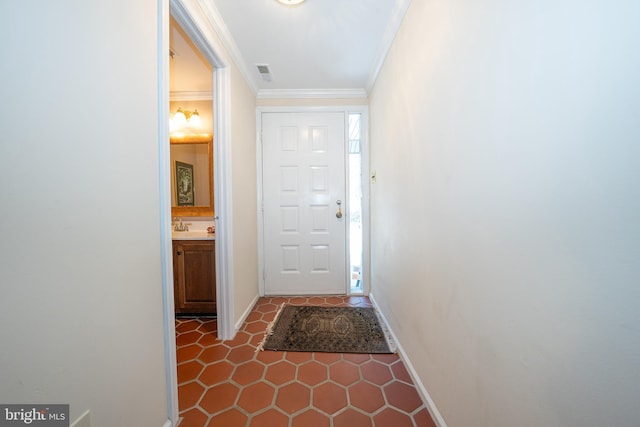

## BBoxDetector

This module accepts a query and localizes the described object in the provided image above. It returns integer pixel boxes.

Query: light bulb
[188,109,202,129]
[173,108,187,129]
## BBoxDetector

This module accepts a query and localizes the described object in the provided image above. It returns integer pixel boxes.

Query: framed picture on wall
[175,161,195,206]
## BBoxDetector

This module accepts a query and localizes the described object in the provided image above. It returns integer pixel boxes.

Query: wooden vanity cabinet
[173,240,216,315]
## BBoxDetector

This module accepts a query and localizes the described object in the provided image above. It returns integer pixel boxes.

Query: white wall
[369,1,640,426]
[230,66,260,323]
[0,2,168,426]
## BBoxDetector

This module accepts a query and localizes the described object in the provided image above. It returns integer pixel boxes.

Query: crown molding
[169,90,212,101]
[198,0,259,94]
[257,88,367,100]
[365,0,412,94]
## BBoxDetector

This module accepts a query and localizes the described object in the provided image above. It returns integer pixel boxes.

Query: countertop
[171,230,215,240]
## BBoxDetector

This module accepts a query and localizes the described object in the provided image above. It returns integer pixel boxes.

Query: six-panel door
[262,112,347,295]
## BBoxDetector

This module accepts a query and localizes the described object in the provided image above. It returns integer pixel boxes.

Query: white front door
[261,112,347,295]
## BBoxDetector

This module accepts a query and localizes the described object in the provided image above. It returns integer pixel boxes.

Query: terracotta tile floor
[175,296,437,427]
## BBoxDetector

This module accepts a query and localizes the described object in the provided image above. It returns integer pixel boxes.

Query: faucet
[173,217,189,232]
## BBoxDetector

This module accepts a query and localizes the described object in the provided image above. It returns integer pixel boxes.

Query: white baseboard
[234,293,260,333]
[162,420,173,427]
[369,293,448,427]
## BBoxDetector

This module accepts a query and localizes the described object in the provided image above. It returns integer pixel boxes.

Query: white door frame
[159,0,236,423]
[256,106,370,297]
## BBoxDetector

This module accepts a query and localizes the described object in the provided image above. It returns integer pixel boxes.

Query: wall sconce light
[169,107,211,140]
[171,107,202,132]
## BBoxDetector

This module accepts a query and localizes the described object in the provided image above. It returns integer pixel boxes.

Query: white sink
[171,230,215,240]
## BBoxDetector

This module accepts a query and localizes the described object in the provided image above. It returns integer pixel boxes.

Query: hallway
[176,296,437,426]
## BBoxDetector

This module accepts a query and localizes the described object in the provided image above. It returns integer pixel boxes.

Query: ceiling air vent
[256,64,272,82]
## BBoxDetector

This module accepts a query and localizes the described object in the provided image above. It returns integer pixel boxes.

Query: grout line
[176,295,438,426]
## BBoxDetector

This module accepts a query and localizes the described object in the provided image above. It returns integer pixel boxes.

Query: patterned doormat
[258,305,394,353]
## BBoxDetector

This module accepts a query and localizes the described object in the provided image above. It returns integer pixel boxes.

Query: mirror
[170,135,214,217]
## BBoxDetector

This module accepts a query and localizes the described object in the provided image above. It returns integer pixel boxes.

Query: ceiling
[169,16,213,94]
[170,0,411,97]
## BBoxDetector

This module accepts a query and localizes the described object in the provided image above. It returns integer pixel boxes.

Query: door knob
[336,200,343,219]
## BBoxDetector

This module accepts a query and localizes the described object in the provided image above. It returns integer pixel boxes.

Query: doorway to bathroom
[161,1,236,423]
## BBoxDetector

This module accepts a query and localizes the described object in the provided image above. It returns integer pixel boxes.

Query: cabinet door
[173,241,216,314]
